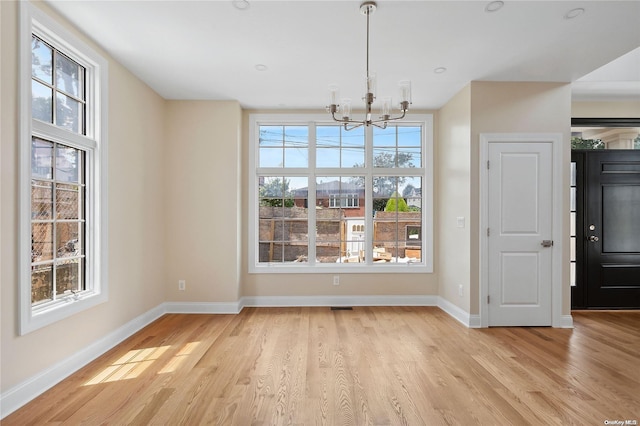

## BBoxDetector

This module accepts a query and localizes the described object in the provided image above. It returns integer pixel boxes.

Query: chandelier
[327,1,412,131]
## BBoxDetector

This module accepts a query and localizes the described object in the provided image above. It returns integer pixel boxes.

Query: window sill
[20,290,108,335]
[249,262,433,274]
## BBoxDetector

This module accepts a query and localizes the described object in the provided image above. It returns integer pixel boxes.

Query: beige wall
[437,85,472,312]
[164,101,242,303]
[1,1,167,392]
[469,81,573,315]
[572,101,640,118]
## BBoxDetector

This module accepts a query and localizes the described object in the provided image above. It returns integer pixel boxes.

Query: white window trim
[248,113,433,274]
[19,2,109,335]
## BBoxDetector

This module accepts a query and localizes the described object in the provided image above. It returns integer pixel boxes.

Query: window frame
[248,113,433,274]
[19,2,109,335]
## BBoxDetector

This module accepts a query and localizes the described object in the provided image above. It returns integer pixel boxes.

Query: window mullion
[52,50,59,128]
[79,151,86,292]
[32,75,54,90]
[364,125,374,265]
[51,142,58,301]
[56,89,86,105]
[32,120,96,150]
[308,123,317,265]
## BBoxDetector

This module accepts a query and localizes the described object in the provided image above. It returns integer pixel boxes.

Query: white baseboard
[468,314,482,328]
[437,297,475,327]
[0,304,165,419]
[163,301,242,314]
[241,294,439,308]
[560,314,574,328]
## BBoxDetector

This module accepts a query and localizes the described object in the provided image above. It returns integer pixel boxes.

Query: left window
[20,3,108,334]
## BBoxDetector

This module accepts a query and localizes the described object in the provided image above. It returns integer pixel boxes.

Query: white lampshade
[328,85,340,105]
[341,98,352,119]
[381,97,392,116]
[398,80,412,105]
[366,72,377,95]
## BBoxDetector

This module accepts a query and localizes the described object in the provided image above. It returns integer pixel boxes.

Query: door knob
[541,240,554,247]
[588,235,599,242]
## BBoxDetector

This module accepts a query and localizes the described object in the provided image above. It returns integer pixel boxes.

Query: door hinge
[487,160,490,170]
[487,295,490,304]
[487,228,490,237]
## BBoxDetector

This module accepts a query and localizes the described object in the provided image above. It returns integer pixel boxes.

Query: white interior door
[487,141,553,326]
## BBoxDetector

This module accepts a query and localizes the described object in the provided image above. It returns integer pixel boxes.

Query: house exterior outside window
[249,114,433,273]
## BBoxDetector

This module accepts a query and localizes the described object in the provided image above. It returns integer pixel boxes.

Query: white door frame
[479,133,567,328]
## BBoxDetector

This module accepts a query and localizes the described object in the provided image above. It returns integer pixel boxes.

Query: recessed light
[485,1,504,13]
[232,0,250,11]
[255,64,268,72]
[564,8,585,19]
[434,67,447,74]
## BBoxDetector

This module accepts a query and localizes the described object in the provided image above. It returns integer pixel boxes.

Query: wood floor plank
[4,308,640,425]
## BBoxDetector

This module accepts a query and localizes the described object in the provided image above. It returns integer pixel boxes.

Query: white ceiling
[46,0,640,110]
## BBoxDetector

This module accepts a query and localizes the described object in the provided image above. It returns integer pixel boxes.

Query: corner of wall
[436,84,472,313]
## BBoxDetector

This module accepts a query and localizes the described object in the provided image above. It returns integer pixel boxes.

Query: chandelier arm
[371,121,388,130]
[330,110,352,124]
[370,110,407,124]
[330,110,368,130]
[387,111,408,121]
[344,122,365,131]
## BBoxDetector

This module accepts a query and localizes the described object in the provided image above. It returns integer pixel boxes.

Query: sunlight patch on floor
[83,345,171,386]
[158,341,201,374]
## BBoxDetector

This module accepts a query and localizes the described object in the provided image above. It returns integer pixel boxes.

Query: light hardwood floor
[4,307,639,425]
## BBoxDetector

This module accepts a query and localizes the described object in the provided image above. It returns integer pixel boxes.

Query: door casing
[479,133,570,328]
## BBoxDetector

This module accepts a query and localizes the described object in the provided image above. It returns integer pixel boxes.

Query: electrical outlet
[179,280,186,291]
[333,275,340,286]
[458,284,464,297]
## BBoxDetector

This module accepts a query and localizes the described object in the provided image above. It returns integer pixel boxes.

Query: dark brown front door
[582,150,640,308]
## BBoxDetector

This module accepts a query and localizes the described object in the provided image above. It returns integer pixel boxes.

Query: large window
[20,3,108,334]
[249,114,433,273]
